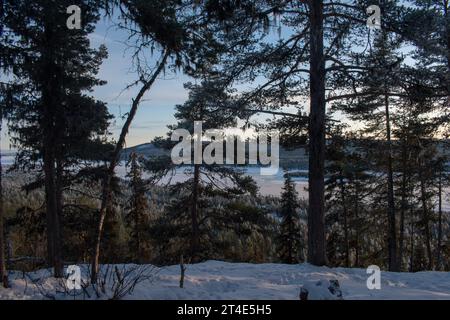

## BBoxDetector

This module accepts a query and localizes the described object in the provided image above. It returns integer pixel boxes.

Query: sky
[83,15,294,150]
[0,13,275,151]
[89,17,191,149]
[2,15,184,150]
[1,15,195,151]
[0,6,414,150]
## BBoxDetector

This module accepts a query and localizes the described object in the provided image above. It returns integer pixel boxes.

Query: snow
[1,261,449,300]
[300,279,343,300]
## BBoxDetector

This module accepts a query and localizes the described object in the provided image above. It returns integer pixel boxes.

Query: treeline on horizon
[0,0,449,289]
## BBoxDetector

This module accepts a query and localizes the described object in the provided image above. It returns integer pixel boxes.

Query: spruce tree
[278,172,303,264]
[1,0,111,277]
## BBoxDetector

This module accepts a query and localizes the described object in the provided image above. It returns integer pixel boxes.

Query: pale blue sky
[89,16,191,148]
[88,16,289,149]
[0,16,191,150]
[0,9,413,150]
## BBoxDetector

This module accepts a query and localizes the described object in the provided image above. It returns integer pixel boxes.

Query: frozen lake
[114,164,309,198]
[1,154,309,197]
[2,153,448,210]
[1,154,15,166]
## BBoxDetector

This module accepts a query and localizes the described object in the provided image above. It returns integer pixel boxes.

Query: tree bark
[354,184,360,267]
[55,158,64,276]
[419,171,433,270]
[43,140,63,277]
[41,13,63,278]
[190,164,201,260]
[436,171,443,270]
[444,0,449,79]
[307,0,327,266]
[398,142,408,271]
[409,207,415,272]
[339,177,349,267]
[91,50,169,284]
[0,112,8,288]
[397,138,411,270]
[135,201,142,264]
[384,93,398,271]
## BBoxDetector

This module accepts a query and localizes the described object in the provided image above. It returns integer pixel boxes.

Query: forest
[0,0,449,300]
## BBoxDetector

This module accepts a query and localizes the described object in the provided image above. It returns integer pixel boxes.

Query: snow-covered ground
[1,261,449,300]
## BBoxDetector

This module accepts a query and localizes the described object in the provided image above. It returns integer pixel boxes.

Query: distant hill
[121,140,449,170]
[122,143,309,169]
[121,143,170,160]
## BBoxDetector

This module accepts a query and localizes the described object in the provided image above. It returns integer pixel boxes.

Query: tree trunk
[441,9,449,267]
[190,164,201,260]
[354,186,360,267]
[42,14,63,278]
[43,146,63,277]
[134,184,142,264]
[419,172,433,270]
[398,143,408,271]
[0,114,8,288]
[135,207,142,264]
[339,177,349,267]
[42,88,63,278]
[398,185,406,271]
[307,0,327,266]
[91,50,169,284]
[444,1,450,85]
[409,207,414,272]
[384,93,398,271]
[55,158,64,276]
[436,172,443,270]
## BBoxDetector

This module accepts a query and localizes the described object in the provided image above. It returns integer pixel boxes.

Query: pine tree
[278,172,303,264]
[393,111,418,270]
[147,80,267,263]
[325,121,374,267]
[1,0,111,277]
[403,1,449,270]
[403,0,449,97]
[90,0,227,281]
[335,29,406,271]
[205,0,411,266]
[389,87,449,271]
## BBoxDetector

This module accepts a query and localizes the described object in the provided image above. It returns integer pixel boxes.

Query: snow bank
[1,261,449,300]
